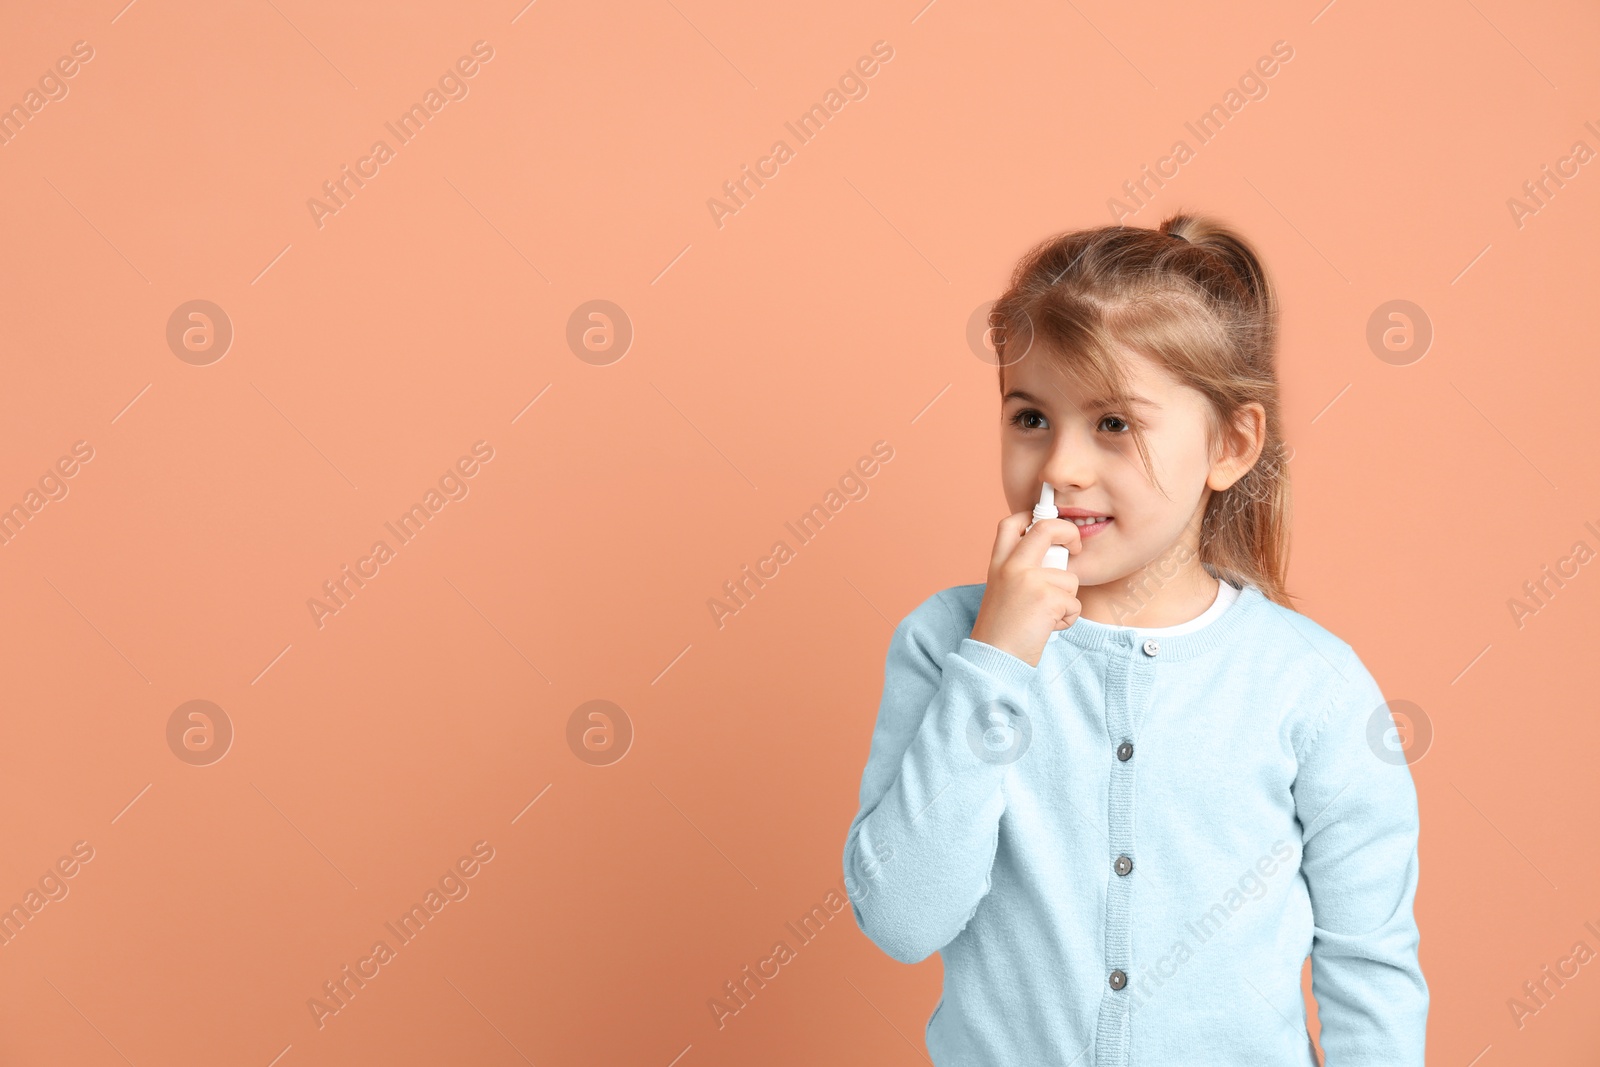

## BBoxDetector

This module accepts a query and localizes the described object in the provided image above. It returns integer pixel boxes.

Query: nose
[1041,425,1097,493]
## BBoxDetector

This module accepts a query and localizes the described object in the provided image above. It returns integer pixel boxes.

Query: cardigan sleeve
[842,591,1039,964]
[1292,644,1429,1066]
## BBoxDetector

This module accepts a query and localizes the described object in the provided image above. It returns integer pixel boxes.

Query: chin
[1078,570,1121,590]
[1079,556,1142,589]
[1072,561,1114,587]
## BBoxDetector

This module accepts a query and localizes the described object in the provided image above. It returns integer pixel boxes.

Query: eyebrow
[1002,389,1157,410]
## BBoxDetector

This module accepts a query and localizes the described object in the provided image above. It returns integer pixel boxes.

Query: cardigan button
[1116,741,1134,761]
[1109,969,1127,990]
[1142,638,1160,656]
[1114,855,1133,876]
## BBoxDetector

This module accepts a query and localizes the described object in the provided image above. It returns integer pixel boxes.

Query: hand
[969,511,1082,668]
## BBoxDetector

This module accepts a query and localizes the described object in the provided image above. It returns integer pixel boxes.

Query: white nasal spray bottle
[1029,482,1070,570]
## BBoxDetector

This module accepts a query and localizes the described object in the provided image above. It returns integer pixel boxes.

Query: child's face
[1000,347,1224,589]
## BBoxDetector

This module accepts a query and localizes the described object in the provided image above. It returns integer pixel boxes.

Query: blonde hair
[990,212,1294,607]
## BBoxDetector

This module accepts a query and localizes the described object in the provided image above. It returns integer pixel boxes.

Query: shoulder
[1245,591,1383,756]
[889,582,985,660]
[1245,588,1359,678]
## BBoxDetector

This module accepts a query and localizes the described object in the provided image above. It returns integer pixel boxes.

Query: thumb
[1013,517,1079,568]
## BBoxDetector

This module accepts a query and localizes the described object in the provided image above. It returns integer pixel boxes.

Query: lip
[1058,508,1113,541]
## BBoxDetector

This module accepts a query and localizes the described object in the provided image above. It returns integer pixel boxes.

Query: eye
[1007,408,1046,433]
[1099,414,1132,434]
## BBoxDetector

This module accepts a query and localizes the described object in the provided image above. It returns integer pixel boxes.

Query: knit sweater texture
[842,580,1427,1065]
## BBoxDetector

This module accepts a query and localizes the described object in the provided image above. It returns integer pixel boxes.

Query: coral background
[0,0,1596,1063]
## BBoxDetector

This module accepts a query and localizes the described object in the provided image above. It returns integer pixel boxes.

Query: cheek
[1100,465,1151,514]
[1102,468,1187,537]
[999,453,1034,504]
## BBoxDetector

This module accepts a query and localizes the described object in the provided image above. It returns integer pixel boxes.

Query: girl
[842,214,1427,1065]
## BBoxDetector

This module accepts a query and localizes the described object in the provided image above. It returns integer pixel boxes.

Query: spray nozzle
[1028,480,1070,571]
[1032,481,1057,523]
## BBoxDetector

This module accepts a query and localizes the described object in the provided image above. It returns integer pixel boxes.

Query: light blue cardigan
[842,581,1427,1065]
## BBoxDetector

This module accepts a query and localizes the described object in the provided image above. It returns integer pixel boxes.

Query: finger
[1050,604,1082,630]
[989,511,1033,570]
[1038,569,1081,619]
[1040,572,1080,628]
[1037,569,1080,596]
[1010,518,1083,569]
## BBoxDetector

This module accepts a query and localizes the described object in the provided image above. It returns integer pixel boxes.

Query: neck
[1078,545,1220,627]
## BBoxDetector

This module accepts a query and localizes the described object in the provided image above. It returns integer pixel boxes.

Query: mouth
[1058,509,1113,539]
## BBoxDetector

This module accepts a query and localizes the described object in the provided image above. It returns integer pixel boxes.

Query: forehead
[1002,345,1177,407]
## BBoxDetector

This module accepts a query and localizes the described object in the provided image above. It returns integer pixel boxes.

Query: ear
[1206,403,1267,492]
